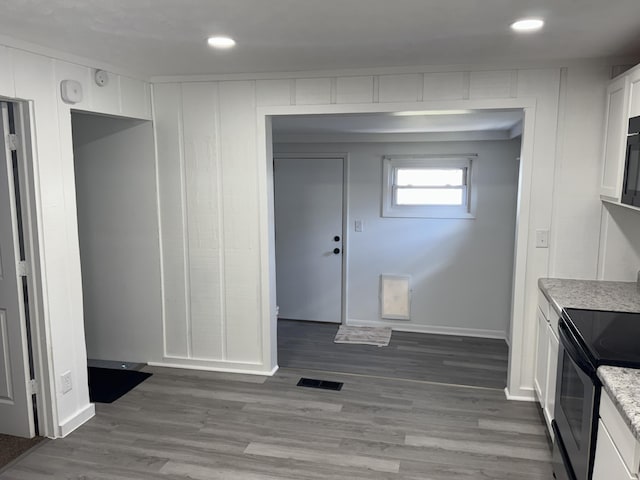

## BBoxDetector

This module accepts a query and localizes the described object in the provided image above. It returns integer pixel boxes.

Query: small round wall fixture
[94,69,109,87]
[207,36,236,49]
[510,18,544,32]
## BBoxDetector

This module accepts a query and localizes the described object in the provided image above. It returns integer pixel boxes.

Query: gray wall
[72,113,162,363]
[275,139,521,337]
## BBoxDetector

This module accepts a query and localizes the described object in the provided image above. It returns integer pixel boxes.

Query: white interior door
[0,102,34,437]
[274,157,343,323]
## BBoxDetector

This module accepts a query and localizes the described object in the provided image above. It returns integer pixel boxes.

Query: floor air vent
[297,378,343,391]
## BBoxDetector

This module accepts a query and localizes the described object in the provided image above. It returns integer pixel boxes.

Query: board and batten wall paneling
[509,68,561,396]
[256,79,292,107]
[13,50,90,432]
[470,70,517,99]
[422,72,467,100]
[152,83,190,358]
[598,204,640,281]
[0,46,15,97]
[218,81,262,364]
[378,74,423,102]
[3,41,153,437]
[181,82,224,361]
[551,64,610,280]
[150,64,608,399]
[336,76,375,104]
[120,76,152,119]
[294,78,333,105]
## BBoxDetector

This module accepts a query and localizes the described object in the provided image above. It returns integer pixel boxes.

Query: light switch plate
[355,220,363,232]
[535,229,549,248]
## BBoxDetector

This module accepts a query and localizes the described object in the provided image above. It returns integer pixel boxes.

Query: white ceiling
[272,111,524,135]
[1,0,639,77]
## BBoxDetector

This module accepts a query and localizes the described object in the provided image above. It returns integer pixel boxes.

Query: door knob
[334,236,340,242]
[333,248,341,255]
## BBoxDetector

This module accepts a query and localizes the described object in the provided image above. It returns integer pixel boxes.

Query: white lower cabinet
[544,329,559,430]
[534,290,559,436]
[534,308,549,408]
[594,420,635,480]
[593,391,640,480]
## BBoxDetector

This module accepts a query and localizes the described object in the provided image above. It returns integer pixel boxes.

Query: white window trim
[382,155,477,219]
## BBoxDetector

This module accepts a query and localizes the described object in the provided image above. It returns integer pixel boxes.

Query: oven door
[553,320,600,480]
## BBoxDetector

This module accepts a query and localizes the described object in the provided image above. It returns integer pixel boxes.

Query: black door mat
[297,377,343,391]
[88,367,152,404]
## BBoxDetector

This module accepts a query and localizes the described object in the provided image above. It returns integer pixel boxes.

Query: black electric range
[553,307,640,480]
[563,308,640,369]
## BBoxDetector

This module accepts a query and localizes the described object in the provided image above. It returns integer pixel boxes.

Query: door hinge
[28,379,38,395]
[17,261,29,277]
[7,133,18,152]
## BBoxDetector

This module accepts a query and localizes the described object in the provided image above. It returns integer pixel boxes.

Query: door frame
[0,98,54,437]
[257,98,537,397]
[273,152,349,325]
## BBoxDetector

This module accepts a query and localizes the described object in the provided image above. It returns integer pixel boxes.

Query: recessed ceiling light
[510,18,544,32]
[207,36,236,49]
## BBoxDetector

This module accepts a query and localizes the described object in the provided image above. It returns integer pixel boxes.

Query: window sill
[382,208,476,219]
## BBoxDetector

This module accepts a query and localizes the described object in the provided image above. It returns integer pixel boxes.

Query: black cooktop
[563,308,640,367]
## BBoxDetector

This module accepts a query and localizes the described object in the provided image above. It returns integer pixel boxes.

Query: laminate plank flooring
[278,319,509,389]
[0,366,552,479]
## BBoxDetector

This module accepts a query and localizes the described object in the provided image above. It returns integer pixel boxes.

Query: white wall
[550,64,613,279]
[274,139,521,338]
[72,113,162,364]
[598,203,640,280]
[0,42,151,437]
[152,63,611,402]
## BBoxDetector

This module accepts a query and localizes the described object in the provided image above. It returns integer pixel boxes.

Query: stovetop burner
[563,308,640,368]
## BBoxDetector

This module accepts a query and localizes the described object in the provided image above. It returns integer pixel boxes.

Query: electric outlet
[61,371,73,394]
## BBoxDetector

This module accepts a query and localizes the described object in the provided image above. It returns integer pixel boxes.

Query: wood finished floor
[0,365,552,479]
[278,320,509,389]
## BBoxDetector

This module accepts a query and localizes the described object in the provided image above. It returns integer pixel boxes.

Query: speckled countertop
[538,278,640,442]
[538,278,640,315]
[598,367,640,441]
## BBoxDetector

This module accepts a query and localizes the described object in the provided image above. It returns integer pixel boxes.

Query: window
[382,156,475,218]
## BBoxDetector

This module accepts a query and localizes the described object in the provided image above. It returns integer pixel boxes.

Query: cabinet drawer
[594,420,636,480]
[600,390,640,474]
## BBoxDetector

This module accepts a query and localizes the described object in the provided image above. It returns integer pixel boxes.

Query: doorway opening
[70,112,161,403]
[270,109,523,390]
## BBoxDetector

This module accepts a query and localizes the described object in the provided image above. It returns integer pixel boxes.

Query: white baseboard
[149,358,277,376]
[57,403,95,438]
[504,386,536,402]
[346,318,507,340]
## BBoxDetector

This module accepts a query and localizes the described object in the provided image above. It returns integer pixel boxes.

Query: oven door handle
[558,320,597,380]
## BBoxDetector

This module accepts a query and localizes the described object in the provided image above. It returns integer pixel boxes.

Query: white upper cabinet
[600,75,631,201]
[629,68,640,119]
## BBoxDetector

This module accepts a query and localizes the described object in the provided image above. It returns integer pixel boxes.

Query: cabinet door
[544,327,559,430]
[593,420,635,480]
[601,75,631,200]
[630,68,640,119]
[534,308,549,408]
